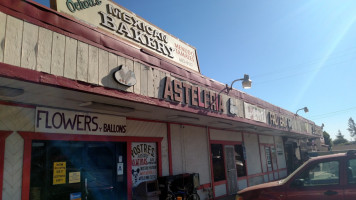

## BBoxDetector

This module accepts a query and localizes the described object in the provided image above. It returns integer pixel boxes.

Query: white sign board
[244,102,267,123]
[131,142,157,187]
[35,107,126,134]
[54,0,200,73]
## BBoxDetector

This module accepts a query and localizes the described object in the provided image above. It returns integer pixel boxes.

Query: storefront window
[234,145,247,177]
[211,144,225,182]
[29,140,127,200]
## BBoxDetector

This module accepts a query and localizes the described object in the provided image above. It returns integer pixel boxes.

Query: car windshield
[278,160,310,184]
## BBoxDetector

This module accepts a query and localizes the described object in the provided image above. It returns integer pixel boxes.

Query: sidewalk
[218,194,236,200]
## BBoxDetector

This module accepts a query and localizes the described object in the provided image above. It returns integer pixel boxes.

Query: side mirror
[292,179,304,187]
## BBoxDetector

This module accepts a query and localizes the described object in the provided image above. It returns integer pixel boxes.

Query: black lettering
[36,110,46,128]
[45,111,52,129]
[84,115,92,131]
[52,112,63,129]
[77,115,84,131]
[103,123,108,132]
[92,116,98,131]
[63,113,77,130]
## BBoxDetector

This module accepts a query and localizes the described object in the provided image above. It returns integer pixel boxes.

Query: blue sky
[35,0,356,140]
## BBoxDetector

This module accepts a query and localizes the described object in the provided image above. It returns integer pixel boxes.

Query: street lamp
[296,107,309,115]
[226,74,252,93]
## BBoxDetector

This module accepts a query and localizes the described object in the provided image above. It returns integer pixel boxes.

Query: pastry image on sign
[113,65,137,87]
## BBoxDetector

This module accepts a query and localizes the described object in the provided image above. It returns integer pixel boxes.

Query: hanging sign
[53,0,200,73]
[35,107,126,135]
[131,142,157,187]
[53,162,66,185]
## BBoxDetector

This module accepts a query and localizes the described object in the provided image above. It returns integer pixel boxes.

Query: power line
[251,45,356,79]
[309,106,356,120]
[252,57,356,85]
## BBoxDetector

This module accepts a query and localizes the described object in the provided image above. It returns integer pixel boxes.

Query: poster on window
[131,142,157,187]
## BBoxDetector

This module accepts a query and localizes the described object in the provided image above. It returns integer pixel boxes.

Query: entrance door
[224,145,238,195]
[29,141,127,200]
[260,145,277,182]
[84,142,116,200]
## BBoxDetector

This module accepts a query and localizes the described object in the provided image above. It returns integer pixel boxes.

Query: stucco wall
[259,135,274,144]
[170,124,210,185]
[214,184,227,197]
[243,133,262,175]
[0,105,34,200]
[210,129,242,141]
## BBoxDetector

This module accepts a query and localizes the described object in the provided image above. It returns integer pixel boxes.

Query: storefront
[0,1,322,200]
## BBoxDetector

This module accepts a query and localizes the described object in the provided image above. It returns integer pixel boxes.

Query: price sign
[53,162,66,185]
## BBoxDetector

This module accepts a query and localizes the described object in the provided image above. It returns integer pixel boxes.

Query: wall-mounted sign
[117,163,124,175]
[54,0,200,73]
[69,172,81,184]
[35,107,126,134]
[244,102,266,123]
[267,112,292,130]
[162,77,225,113]
[131,142,157,187]
[53,162,66,185]
[114,65,136,86]
[70,192,82,200]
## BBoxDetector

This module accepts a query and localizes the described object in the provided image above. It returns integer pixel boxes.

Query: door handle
[85,178,88,200]
[324,190,338,196]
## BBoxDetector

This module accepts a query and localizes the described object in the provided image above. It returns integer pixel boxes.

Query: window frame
[0,131,12,200]
[290,159,341,188]
[19,131,163,200]
[347,157,356,185]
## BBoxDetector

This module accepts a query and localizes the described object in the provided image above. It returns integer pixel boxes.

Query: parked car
[236,150,356,200]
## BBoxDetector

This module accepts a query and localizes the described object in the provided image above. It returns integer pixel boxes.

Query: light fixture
[0,86,24,97]
[296,107,309,115]
[79,101,135,113]
[226,74,252,93]
[167,115,200,121]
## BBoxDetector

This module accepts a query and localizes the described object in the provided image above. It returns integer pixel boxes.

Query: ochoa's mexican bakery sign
[35,107,126,134]
[54,0,200,72]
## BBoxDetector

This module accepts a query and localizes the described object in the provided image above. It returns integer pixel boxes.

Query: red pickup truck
[236,150,356,200]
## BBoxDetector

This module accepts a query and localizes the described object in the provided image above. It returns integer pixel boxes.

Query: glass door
[84,142,116,200]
